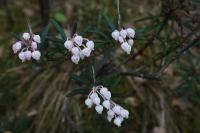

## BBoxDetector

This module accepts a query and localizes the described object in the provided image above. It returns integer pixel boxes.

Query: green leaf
[54,12,67,23]
[39,25,49,49]
[81,26,109,40]
[41,25,49,43]
[80,25,93,35]
[46,36,63,44]
[89,29,109,40]
[71,22,77,37]
[70,74,92,85]
[50,19,66,40]
[103,15,115,31]
[2,116,31,133]
[134,15,160,23]
[192,0,200,3]
[66,87,90,97]
[10,32,20,40]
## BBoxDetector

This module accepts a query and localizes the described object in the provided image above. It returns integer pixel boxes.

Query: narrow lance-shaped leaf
[39,24,49,49]
[70,22,77,37]
[10,32,21,40]
[50,19,67,40]
[104,15,115,31]
[66,87,90,97]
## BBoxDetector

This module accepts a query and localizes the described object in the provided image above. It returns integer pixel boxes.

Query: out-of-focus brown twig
[2,0,14,30]
[119,72,161,80]
[155,36,200,77]
[120,36,200,80]
[63,98,83,133]
[38,0,51,26]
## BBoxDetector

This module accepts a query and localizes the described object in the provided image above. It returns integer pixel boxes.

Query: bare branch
[120,72,161,80]
[63,98,83,133]
[155,36,200,77]
[39,0,51,26]
[119,36,200,80]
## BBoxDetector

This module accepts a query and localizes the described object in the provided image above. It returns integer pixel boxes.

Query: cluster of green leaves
[29,15,121,95]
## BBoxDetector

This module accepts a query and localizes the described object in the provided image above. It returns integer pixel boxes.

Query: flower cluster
[111,28,135,54]
[64,34,95,64]
[85,85,129,127]
[12,32,41,62]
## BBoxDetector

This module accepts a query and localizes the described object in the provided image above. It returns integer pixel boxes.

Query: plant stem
[92,66,96,86]
[117,0,121,27]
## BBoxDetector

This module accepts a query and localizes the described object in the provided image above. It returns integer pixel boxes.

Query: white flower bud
[82,47,91,57]
[84,85,129,125]
[111,30,120,40]
[125,110,129,118]
[71,55,80,64]
[86,41,94,50]
[93,97,100,105]
[95,105,103,114]
[31,41,37,50]
[90,93,98,99]
[31,50,41,60]
[64,40,73,51]
[121,42,131,54]
[126,28,135,38]
[107,110,115,118]
[104,91,111,100]
[22,33,30,40]
[33,35,41,43]
[118,36,124,43]
[71,47,80,55]
[102,100,110,109]
[128,39,134,46]
[74,35,83,46]
[112,106,121,115]
[100,87,108,95]
[18,52,26,62]
[12,42,22,54]
[120,29,127,39]
[114,117,123,127]
[85,98,93,108]
[107,116,113,122]
[120,109,129,119]
[24,50,32,61]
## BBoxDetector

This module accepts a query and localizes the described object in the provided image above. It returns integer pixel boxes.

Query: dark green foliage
[0,116,31,133]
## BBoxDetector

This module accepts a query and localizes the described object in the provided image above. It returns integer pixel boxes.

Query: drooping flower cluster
[111,28,135,54]
[85,85,129,127]
[64,34,95,64]
[12,32,41,62]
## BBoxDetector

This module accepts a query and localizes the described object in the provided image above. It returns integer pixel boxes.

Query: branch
[155,36,200,77]
[119,72,161,80]
[63,98,83,133]
[120,36,200,80]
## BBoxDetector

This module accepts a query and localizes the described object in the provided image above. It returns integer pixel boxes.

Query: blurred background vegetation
[0,0,200,133]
